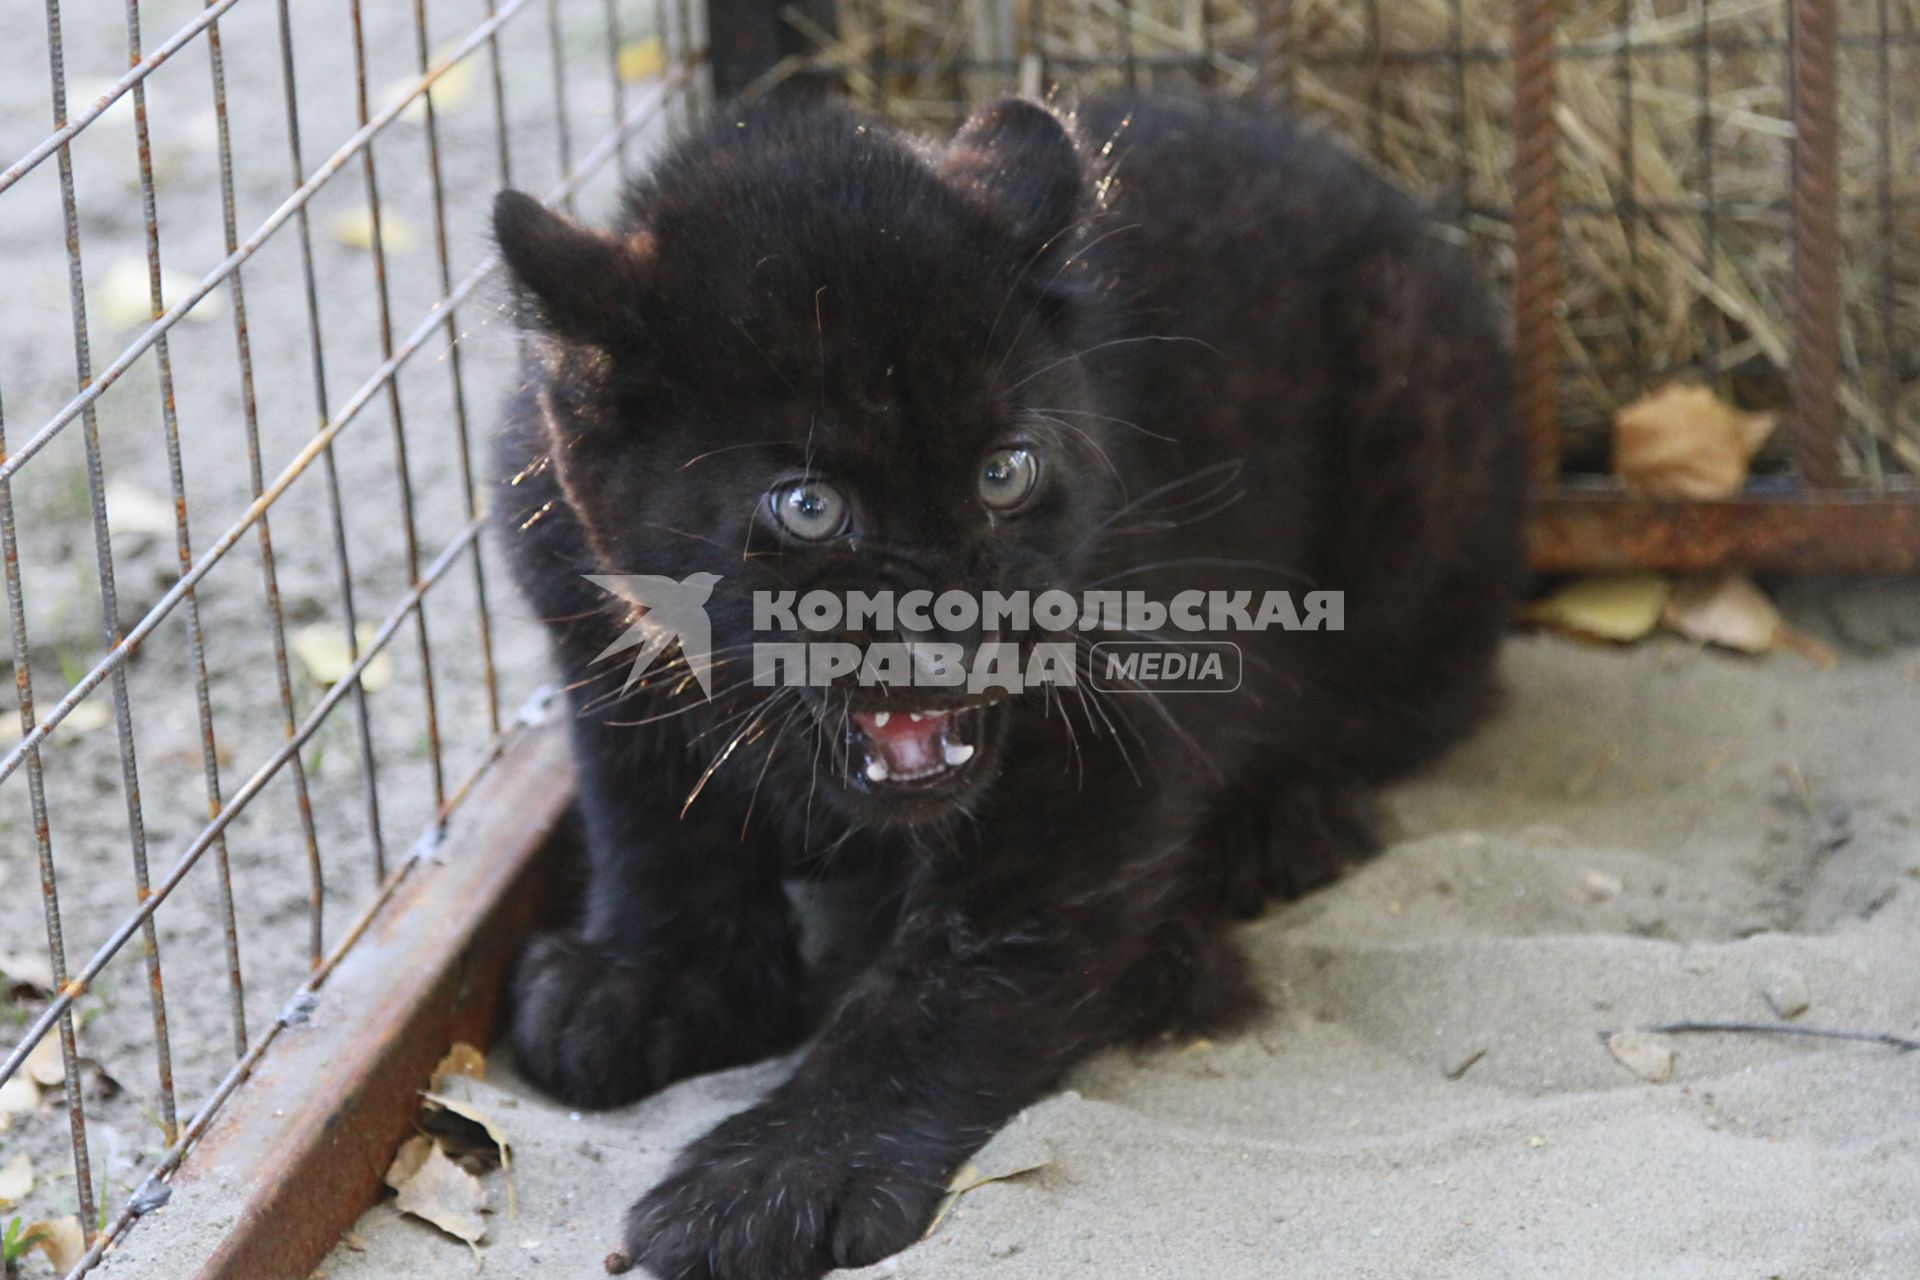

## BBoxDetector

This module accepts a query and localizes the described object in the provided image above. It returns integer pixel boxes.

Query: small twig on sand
[1601,1021,1920,1053]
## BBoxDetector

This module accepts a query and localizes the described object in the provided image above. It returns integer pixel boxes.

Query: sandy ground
[293,610,1920,1280]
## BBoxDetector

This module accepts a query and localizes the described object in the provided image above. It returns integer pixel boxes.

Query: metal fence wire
[0,0,1914,1274]
[0,0,702,1271]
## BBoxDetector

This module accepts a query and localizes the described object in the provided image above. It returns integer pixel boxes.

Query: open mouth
[845,704,990,791]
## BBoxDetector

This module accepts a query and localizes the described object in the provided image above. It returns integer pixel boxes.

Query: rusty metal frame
[97,716,575,1280]
[1505,0,1920,570]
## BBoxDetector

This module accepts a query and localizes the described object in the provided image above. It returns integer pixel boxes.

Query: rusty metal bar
[274,0,389,880]
[1511,0,1561,487]
[1788,0,1845,488]
[1529,489,1920,572]
[0,378,98,1251]
[413,0,504,741]
[44,0,179,1159]
[349,0,448,843]
[211,0,328,970]
[124,0,250,1064]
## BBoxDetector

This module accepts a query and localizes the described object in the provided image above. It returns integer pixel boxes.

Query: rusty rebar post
[1788,0,1844,489]
[1511,0,1561,488]
[1257,0,1292,109]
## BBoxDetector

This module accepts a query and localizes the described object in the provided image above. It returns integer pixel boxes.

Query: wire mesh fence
[0,0,702,1271]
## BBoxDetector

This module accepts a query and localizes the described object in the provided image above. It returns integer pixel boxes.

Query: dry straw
[774,0,1917,477]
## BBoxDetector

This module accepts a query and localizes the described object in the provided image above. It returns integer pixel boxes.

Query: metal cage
[0,0,1914,1276]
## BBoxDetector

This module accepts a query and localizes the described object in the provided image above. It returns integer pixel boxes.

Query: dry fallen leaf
[1581,869,1625,901]
[1607,1030,1676,1083]
[25,1032,65,1087]
[0,1152,34,1207]
[431,1042,486,1090]
[392,1141,487,1244]
[618,38,665,82]
[1614,383,1774,499]
[385,1133,435,1193]
[64,701,112,735]
[420,1090,512,1208]
[1660,572,1781,654]
[1524,572,1672,643]
[96,258,225,332]
[292,621,393,692]
[1753,965,1811,1020]
[383,59,477,125]
[0,1074,40,1129]
[1661,572,1836,664]
[923,1123,1051,1237]
[27,1216,85,1272]
[105,480,179,539]
[332,208,418,254]
[0,948,56,995]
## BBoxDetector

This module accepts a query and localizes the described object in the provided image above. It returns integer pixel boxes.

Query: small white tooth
[865,759,890,782]
[943,742,975,766]
[909,711,927,721]
[873,711,890,728]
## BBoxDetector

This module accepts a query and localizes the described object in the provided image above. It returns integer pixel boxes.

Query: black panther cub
[492,91,1525,1279]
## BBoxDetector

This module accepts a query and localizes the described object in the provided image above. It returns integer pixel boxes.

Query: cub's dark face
[496,100,1118,826]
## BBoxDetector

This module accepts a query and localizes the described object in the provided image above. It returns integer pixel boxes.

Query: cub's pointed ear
[493,190,652,349]
[938,98,1086,262]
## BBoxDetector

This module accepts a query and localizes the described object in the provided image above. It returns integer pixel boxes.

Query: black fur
[491,92,1525,1279]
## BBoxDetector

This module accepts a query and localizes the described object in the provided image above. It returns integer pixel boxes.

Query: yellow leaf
[65,701,111,734]
[618,39,665,82]
[27,1217,85,1272]
[1606,1030,1676,1082]
[25,1032,65,1087]
[106,480,179,538]
[0,949,56,994]
[0,1074,40,1129]
[331,209,418,254]
[0,1152,34,1207]
[292,622,393,692]
[431,1042,487,1090]
[1524,572,1671,643]
[96,258,225,332]
[1613,383,1774,499]
[384,60,477,125]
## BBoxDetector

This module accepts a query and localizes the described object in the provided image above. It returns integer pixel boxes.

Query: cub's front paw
[509,931,805,1109]
[609,1105,950,1280]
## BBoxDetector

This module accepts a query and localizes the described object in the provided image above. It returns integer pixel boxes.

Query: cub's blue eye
[767,479,849,541]
[979,447,1038,511]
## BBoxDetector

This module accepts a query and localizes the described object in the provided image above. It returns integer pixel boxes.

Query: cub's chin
[814,695,1012,825]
